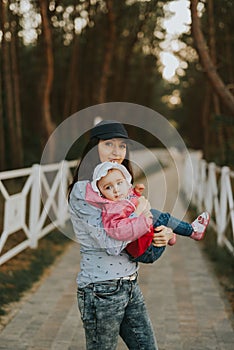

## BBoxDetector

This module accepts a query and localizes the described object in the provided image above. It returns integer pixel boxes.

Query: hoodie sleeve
[101,201,152,241]
[69,181,130,255]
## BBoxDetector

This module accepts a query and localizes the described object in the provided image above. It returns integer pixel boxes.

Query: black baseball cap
[90,120,129,140]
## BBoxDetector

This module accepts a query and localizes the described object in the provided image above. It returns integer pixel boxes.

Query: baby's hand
[134,196,152,219]
[134,183,145,195]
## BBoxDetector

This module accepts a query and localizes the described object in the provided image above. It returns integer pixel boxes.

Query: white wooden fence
[1,152,234,265]
[183,152,234,255]
[0,160,76,265]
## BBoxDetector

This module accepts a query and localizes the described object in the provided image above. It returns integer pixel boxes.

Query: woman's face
[98,138,127,164]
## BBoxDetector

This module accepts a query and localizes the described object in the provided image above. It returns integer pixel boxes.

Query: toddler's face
[98,169,130,201]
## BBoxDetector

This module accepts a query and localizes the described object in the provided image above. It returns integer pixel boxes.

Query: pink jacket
[85,183,152,243]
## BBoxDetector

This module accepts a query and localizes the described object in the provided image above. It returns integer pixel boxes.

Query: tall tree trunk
[224,5,234,90]
[63,34,79,118]
[225,30,234,88]
[202,83,211,160]
[0,3,5,170]
[98,0,116,103]
[223,10,234,165]
[190,0,234,115]
[114,2,151,100]
[1,0,18,169]
[207,0,220,114]
[70,36,80,115]
[39,0,55,141]
[11,20,23,166]
[207,0,225,163]
[0,68,5,170]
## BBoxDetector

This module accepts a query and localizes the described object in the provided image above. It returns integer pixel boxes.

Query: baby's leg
[151,209,193,237]
[131,246,165,264]
[151,209,210,241]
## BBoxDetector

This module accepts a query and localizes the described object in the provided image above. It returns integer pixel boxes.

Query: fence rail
[0,160,76,265]
[1,152,234,265]
[183,152,234,255]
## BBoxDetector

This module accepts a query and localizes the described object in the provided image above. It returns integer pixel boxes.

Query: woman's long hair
[68,137,134,200]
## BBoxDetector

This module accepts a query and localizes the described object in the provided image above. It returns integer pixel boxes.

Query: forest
[0,0,233,171]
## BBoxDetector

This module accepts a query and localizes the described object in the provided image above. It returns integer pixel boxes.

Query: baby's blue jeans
[132,209,193,264]
[77,277,158,349]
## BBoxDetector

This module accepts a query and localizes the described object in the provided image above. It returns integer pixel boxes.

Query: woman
[68,120,173,350]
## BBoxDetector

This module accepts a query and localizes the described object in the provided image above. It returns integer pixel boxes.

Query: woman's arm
[69,182,130,255]
[70,201,130,253]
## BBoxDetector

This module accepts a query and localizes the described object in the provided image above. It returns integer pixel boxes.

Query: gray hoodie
[69,181,138,288]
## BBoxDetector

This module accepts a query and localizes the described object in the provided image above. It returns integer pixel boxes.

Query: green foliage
[0,0,169,170]
[201,226,234,303]
[187,205,234,312]
[1,0,234,169]
[174,0,234,167]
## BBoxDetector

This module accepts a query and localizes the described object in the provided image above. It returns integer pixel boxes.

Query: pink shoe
[168,233,176,246]
[190,212,210,241]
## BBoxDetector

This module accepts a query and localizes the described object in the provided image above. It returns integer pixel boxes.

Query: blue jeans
[132,209,193,264]
[77,277,158,350]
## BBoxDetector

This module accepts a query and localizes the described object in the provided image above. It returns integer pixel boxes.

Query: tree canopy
[0,0,233,170]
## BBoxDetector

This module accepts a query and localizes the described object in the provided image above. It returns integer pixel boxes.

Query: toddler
[86,162,210,263]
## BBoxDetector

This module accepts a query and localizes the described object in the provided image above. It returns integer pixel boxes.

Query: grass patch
[201,227,234,312]
[187,203,234,314]
[0,230,71,317]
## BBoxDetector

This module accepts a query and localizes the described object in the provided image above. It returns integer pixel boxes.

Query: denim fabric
[77,278,158,350]
[132,209,193,264]
[131,245,165,264]
[151,209,193,236]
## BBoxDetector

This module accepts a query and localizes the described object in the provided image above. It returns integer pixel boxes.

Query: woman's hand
[134,196,152,218]
[152,225,174,247]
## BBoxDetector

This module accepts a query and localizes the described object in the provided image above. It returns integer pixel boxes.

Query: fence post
[58,160,69,227]
[218,166,229,246]
[184,153,194,202]
[197,160,206,212]
[192,151,203,205]
[225,173,234,238]
[205,163,216,214]
[29,164,41,248]
[182,153,234,254]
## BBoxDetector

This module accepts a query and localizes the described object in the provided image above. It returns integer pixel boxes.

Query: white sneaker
[190,212,210,240]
